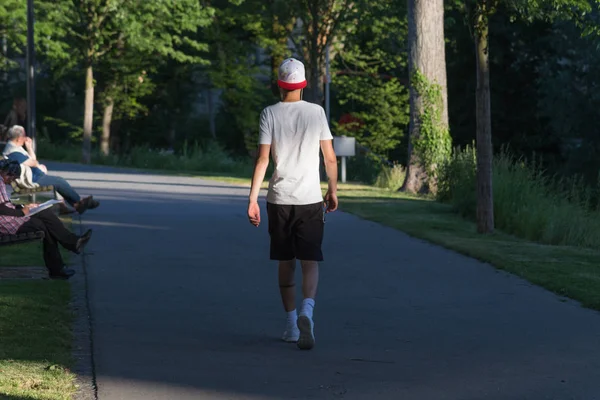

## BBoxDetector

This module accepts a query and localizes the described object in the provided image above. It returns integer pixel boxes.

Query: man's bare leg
[297,260,319,350]
[279,260,300,342]
[300,260,319,300]
[278,259,296,312]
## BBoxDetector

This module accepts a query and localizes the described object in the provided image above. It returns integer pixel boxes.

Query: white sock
[301,298,315,319]
[286,309,298,324]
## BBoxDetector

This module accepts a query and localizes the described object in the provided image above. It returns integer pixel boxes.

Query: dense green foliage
[332,0,409,161]
[411,71,452,178]
[445,0,599,180]
[0,0,598,184]
[0,0,26,69]
[438,147,600,248]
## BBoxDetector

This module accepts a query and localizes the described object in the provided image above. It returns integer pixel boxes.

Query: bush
[438,146,600,249]
[38,139,253,176]
[37,139,82,163]
[345,151,386,184]
[375,164,406,191]
[437,145,477,217]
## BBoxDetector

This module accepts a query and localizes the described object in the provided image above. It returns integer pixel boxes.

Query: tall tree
[334,0,410,160]
[40,0,213,163]
[266,0,295,97]
[0,0,26,73]
[95,0,214,155]
[97,60,154,155]
[457,0,593,233]
[199,0,276,155]
[289,0,356,105]
[402,0,451,194]
[472,0,494,233]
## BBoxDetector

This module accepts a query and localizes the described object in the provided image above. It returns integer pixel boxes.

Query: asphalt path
[48,162,600,400]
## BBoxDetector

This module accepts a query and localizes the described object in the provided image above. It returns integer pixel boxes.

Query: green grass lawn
[199,176,600,310]
[0,215,76,400]
[0,281,76,400]
[2,242,46,266]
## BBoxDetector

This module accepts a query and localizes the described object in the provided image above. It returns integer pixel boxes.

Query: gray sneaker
[282,321,300,342]
[297,315,315,350]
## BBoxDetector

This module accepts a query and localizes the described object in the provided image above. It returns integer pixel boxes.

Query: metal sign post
[333,136,355,183]
[26,0,37,152]
[325,44,331,124]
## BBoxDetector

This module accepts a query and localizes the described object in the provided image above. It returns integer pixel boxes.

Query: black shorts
[267,202,325,261]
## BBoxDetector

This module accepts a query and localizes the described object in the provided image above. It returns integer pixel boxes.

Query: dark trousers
[16,209,78,274]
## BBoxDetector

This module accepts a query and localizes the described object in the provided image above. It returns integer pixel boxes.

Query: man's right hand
[24,137,33,148]
[21,204,38,216]
[248,201,261,227]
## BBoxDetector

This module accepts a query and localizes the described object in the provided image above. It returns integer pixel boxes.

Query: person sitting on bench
[2,125,99,214]
[0,159,92,279]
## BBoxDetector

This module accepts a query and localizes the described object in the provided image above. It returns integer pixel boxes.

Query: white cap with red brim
[277,58,307,90]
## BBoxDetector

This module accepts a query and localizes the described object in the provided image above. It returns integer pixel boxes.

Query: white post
[325,44,330,124]
[26,0,37,153]
[334,136,354,184]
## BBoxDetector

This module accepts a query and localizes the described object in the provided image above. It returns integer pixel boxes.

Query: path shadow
[11,163,598,400]
[75,182,600,399]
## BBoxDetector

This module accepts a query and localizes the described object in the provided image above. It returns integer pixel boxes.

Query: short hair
[7,125,25,141]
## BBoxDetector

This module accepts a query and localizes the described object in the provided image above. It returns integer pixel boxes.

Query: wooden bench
[10,181,57,199]
[0,231,45,247]
[1,142,57,200]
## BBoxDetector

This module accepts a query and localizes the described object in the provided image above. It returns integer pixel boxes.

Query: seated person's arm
[6,152,39,168]
[22,158,39,168]
[24,137,37,161]
[0,203,25,217]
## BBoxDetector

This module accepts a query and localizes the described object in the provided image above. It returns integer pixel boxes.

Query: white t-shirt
[259,100,333,205]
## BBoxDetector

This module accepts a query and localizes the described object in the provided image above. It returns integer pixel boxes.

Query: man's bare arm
[321,140,338,194]
[321,139,338,212]
[24,137,37,161]
[22,158,40,168]
[249,144,271,203]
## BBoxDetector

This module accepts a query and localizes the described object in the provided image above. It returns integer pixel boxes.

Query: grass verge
[0,281,76,400]
[1,242,45,267]
[0,215,76,400]
[201,176,600,311]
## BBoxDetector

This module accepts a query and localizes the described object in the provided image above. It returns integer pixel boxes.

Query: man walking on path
[248,58,339,350]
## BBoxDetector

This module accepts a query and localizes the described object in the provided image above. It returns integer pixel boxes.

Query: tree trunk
[2,33,7,82]
[207,88,216,140]
[306,9,322,105]
[168,113,177,149]
[101,96,114,156]
[270,7,291,98]
[112,119,122,153]
[82,65,94,164]
[475,5,494,233]
[401,0,449,194]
